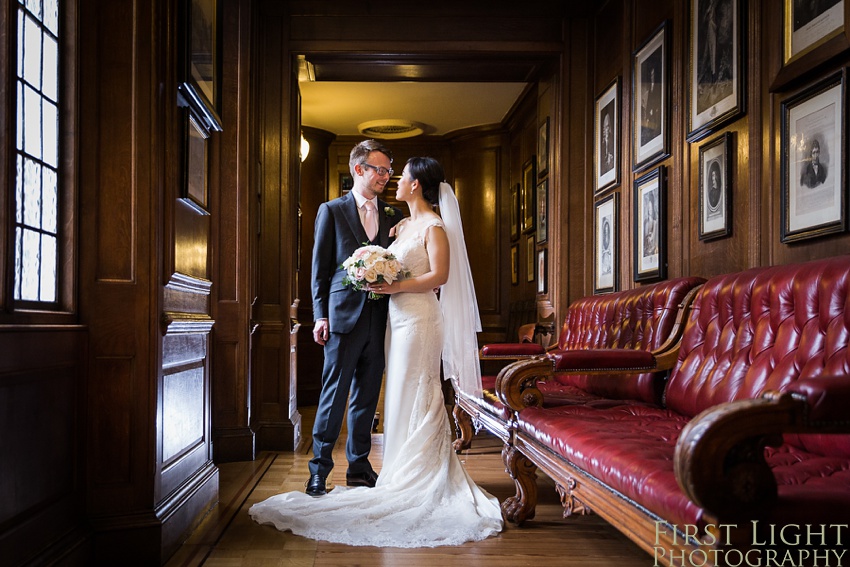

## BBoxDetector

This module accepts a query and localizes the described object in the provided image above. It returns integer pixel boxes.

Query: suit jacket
[800,161,827,188]
[312,191,404,334]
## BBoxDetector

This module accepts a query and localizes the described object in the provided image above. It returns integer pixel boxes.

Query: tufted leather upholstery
[516,255,850,529]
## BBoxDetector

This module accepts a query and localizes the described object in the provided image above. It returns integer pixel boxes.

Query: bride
[248,157,503,547]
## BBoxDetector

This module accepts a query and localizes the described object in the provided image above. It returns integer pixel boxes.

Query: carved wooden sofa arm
[674,375,850,523]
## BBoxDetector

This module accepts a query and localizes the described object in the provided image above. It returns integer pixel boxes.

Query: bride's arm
[374,225,449,295]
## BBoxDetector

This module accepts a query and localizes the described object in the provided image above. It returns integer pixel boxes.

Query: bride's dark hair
[406,157,444,205]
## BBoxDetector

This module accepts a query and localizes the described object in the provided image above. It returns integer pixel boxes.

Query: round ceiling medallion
[357,119,424,139]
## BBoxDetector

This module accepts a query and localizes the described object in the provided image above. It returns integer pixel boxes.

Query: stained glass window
[14,0,60,303]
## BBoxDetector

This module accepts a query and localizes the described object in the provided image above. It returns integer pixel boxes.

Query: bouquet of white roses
[341,245,404,300]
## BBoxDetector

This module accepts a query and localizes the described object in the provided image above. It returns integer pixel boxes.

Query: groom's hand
[313,319,329,346]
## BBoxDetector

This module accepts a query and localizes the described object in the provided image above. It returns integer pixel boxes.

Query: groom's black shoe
[305,474,327,497]
[346,469,379,488]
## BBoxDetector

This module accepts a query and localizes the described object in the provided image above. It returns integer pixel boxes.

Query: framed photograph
[180,114,210,215]
[594,193,618,294]
[538,118,550,177]
[698,132,733,240]
[537,249,547,294]
[781,70,846,243]
[340,173,354,194]
[536,179,548,244]
[526,235,535,283]
[594,78,620,194]
[510,183,520,241]
[511,244,519,285]
[633,166,666,282]
[633,21,670,171]
[687,0,745,142]
[521,158,536,233]
[785,0,846,65]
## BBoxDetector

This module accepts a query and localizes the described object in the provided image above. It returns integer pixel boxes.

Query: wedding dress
[248,217,503,548]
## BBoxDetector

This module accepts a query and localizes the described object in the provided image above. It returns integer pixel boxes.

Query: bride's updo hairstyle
[406,157,444,206]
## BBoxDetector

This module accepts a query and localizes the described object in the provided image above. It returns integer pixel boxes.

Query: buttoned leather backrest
[665,256,850,420]
[554,277,705,402]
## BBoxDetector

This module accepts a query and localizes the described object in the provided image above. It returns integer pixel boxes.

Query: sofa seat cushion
[518,404,850,528]
[537,380,655,409]
[517,404,703,526]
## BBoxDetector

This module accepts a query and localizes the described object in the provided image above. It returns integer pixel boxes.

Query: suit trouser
[309,300,386,478]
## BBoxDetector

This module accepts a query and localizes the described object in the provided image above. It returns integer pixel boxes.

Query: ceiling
[297,54,542,138]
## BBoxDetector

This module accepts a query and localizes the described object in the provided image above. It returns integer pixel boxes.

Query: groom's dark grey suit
[310,191,403,478]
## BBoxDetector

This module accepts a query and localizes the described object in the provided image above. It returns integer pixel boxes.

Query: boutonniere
[384,206,395,217]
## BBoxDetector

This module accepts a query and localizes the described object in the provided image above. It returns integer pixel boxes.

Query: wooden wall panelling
[211,0,256,463]
[252,0,301,451]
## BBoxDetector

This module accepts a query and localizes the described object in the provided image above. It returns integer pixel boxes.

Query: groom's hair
[349,139,393,177]
[406,157,444,205]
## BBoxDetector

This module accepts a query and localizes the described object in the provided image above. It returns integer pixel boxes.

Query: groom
[308,139,403,496]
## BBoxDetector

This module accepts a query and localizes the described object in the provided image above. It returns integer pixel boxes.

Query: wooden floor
[165,406,649,567]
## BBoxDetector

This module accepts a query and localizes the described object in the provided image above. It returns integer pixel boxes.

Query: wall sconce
[300,132,310,162]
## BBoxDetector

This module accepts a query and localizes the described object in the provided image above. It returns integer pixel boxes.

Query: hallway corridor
[164,408,648,567]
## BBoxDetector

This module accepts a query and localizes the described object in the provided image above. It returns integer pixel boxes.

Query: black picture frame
[594,77,620,195]
[780,70,847,243]
[594,193,617,294]
[521,158,536,233]
[536,179,548,244]
[180,113,211,215]
[510,182,520,241]
[687,0,746,142]
[633,21,670,172]
[633,166,666,282]
[189,0,221,115]
[698,132,734,240]
[538,118,550,178]
[537,249,547,294]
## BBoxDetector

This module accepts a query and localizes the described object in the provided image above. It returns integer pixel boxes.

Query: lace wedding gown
[248,220,503,548]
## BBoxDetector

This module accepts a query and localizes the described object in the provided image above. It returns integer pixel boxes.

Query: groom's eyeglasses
[361,163,394,177]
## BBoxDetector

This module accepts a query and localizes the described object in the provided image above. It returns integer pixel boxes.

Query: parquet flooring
[166,406,649,567]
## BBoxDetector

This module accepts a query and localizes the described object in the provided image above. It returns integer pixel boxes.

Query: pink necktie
[363,200,378,241]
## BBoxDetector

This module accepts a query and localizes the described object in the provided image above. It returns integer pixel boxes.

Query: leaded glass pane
[44,0,58,35]
[16,81,23,150]
[26,0,42,21]
[24,85,41,159]
[21,229,41,301]
[14,228,23,300]
[42,35,58,101]
[43,167,57,232]
[16,155,23,223]
[17,10,24,72]
[41,235,57,302]
[23,158,42,228]
[43,100,58,167]
[23,15,42,89]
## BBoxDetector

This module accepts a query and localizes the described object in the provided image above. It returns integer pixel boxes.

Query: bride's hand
[367,281,399,295]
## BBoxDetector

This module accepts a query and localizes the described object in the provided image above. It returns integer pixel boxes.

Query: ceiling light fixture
[300,133,310,162]
[357,119,424,139]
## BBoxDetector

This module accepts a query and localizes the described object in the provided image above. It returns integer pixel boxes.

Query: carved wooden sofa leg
[501,444,538,524]
[556,478,592,517]
[452,403,474,452]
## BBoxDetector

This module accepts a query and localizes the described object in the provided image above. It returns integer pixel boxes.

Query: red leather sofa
[451,276,705,451]
[497,256,850,564]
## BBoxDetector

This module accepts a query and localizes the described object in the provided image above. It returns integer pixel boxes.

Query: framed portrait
[178,0,222,134]
[537,249,547,294]
[785,0,846,65]
[633,166,666,282]
[511,244,519,285]
[594,193,618,294]
[781,70,846,243]
[687,0,745,142]
[521,158,536,233]
[510,183,520,241]
[340,173,354,194]
[594,78,620,194]
[526,235,535,283]
[536,179,548,244]
[698,132,734,240]
[633,21,670,172]
[538,118,550,178]
[180,114,210,215]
